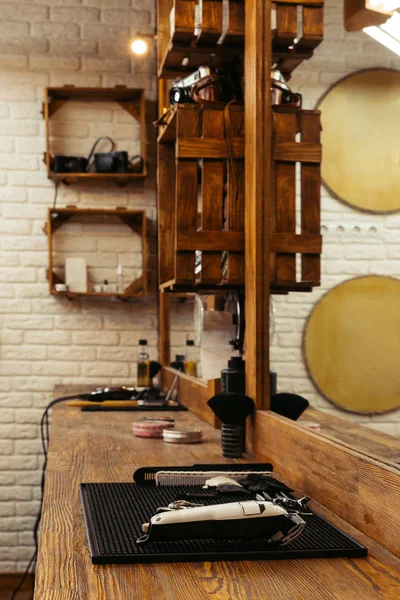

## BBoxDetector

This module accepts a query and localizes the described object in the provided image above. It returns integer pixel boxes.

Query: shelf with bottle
[44,207,148,299]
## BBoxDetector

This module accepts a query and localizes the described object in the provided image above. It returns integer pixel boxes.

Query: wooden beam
[158,291,171,367]
[254,410,400,558]
[177,137,244,159]
[176,231,244,252]
[245,0,272,409]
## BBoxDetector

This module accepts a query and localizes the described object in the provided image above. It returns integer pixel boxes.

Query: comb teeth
[155,470,272,487]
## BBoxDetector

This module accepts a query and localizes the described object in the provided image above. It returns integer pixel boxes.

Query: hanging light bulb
[131,38,148,55]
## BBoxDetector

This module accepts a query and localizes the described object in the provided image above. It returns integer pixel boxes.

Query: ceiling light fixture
[363,11,400,56]
[131,39,148,55]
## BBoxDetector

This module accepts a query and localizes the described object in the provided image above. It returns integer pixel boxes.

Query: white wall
[270,0,400,435]
[0,0,163,572]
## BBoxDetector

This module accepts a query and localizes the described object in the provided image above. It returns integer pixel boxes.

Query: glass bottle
[137,339,151,386]
[184,340,197,377]
[116,264,124,294]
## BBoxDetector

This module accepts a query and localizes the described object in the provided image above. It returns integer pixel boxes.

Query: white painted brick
[50,122,90,138]
[0,251,19,266]
[0,188,27,203]
[17,504,40,519]
[1,330,23,344]
[0,55,28,70]
[0,299,31,314]
[344,245,386,260]
[0,138,14,153]
[47,346,96,362]
[12,378,57,393]
[0,121,38,136]
[50,72,102,87]
[0,267,36,283]
[2,345,46,361]
[7,171,53,187]
[19,252,47,268]
[0,20,29,37]
[0,361,31,376]
[49,39,98,57]
[0,516,36,532]
[104,314,154,330]
[0,533,18,546]
[0,4,49,21]
[71,330,119,346]
[0,440,14,455]
[31,22,80,39]
[6,315,53,330]
[0,423,38,440]
[15,284,48,299]
[30,55,80,72]
[32,361,80,376]
[101,8,150,26]
[55,314,103,330]
[87,0,130,5]
[0,487,32,501]
[82,23,131,41]
[82,57,130,73]
[96,347,136,362]
[51,6,100,23]
[24,330,71,345]
[81,361,129,377]
[0,37,48,56]
[0,283,15,298]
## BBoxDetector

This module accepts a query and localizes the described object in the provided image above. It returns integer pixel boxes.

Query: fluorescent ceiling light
[363,23,400,55]
[368,0,400,11]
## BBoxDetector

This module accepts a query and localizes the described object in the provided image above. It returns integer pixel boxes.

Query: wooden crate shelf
[43,86,147,183]
[158,103,245,292]
[270,106,322,292]
[44,207,147,299]
[157,0,324,78]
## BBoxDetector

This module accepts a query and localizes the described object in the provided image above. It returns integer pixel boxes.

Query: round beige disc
[304,276,400,414]
[318,69,400,213]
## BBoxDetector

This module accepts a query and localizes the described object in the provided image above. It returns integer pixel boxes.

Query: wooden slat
[158,143,176,285]
[222,0,245,46]
[177,137,244,159]
[273,110,297,283]
[297,6,324,50]
[172,0,196,43]
[274,141,322,163]
[177,231,244,251]
[158,291,171,367]
[196,0,223,46]
[175,105,201,283]
[300,111,321,282]
[245,0,272,409]
[254,410,400,558]
[201,109,225,283]
[226,105,245,283]
[274,4,298,47]
[270,233,322,254]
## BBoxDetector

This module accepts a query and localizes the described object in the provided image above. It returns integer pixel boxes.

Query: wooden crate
[158,0,324,78]
[158,103,245,291]
[158,0,244,77]
[270,107,322,292]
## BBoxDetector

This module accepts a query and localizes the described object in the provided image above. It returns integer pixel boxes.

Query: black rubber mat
[80,483,367,564]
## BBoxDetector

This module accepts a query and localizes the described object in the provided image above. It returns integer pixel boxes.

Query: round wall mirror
[303,276,400,414]
[317,68,400,213]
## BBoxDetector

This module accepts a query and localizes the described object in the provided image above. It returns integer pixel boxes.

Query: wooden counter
[34,393,400,599]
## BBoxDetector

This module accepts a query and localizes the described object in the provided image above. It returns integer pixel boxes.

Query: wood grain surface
[301,407,400,467]
[33,386,400,599]
[254,411,400,558]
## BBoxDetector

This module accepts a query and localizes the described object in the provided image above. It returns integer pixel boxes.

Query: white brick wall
[270,0,400,436]
[0,0,176,572]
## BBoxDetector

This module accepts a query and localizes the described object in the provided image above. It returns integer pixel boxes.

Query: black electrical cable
[10,393,90,600]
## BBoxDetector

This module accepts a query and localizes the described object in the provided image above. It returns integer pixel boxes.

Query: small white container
[65,258,87,293]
